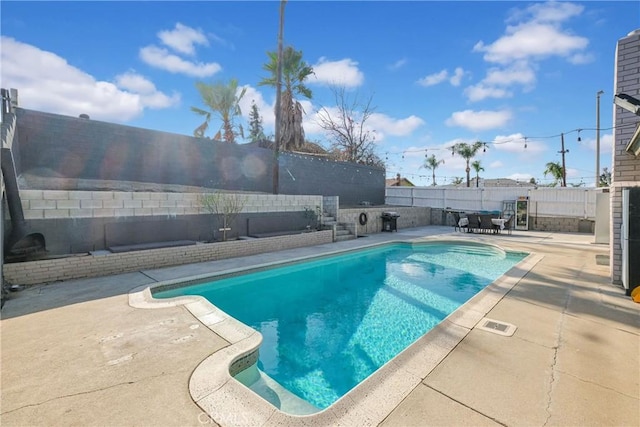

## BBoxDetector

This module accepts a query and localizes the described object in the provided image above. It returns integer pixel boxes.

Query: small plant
[303,205,322,230]
[200,192,247,241]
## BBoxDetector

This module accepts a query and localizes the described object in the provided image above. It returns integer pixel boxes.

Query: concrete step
[335,234,355,242]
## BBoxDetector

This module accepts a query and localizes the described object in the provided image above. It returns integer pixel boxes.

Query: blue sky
[1,1,639,187]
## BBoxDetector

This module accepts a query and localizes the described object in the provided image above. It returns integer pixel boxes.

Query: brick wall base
[3,230,333,286]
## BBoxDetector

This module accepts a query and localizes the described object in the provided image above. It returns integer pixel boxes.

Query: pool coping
[128,237,543,426]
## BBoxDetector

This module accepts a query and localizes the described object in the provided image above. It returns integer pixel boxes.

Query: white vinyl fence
[386,186,603,220]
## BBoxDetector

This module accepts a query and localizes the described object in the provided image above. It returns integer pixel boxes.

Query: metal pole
[560,133,568,187]
[596,90,604,187]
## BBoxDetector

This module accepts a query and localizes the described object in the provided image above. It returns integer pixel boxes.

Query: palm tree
[422,154,444,186]
[544,161,565,187]
[259,45,314,151]
[192,78,246,143]
[471,160,484,187]
[453,141,484,187]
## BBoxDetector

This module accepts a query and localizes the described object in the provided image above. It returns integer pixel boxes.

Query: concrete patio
[1,226,638,426]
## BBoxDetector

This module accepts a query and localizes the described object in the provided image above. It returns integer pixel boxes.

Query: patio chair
[453,212,466,232]
[465,213,479,233]
[479,214,496,233]
[502,215,514,235]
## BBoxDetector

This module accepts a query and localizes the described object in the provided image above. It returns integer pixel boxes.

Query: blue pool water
[154,242,527,410]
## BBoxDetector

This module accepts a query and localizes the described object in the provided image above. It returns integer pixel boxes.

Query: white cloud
[0,37,178,121]
[309,108,424,142]
[445,109,512,132]
[473,23,588,65]
[511,1,584,24]
[566,168,580,178]
[114,71,180,108]
[464,84,513,102]
[139,45,221,77]
[581,132,613,153]
[311,57,364,88]
[483,62,536,87]
[417,68,465,87]
[449,67,465,86]
[490,160,504,168]
[568,52,595,64]
[467,2,589,103]
[600,133,613,153]
[506,173,534,182]
[464,62,534,102]
[115,72,157,93]
[417,70,448,87]
[158,23,208,56]
[368,113,425,140]
[388,58,408,71]
[491,133,547,154]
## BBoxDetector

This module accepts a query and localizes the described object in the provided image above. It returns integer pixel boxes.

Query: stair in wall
[321,213,355,242]
[334,223,355,242]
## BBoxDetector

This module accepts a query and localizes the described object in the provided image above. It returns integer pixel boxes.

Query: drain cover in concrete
[476,318,517,337]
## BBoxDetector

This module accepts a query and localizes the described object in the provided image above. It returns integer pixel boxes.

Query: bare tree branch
[315,86,381,166]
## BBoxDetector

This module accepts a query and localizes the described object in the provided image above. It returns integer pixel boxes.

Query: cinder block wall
[339,207,431,235]
[11,190,323,254]
[19,190,323,219]
[3,230,333,286]
[531,216,594,233]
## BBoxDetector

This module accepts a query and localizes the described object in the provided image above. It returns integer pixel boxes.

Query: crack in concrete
[553,369,639,400]
[425,384,509,427]
[1,380,136,415]
[542,270,575,427]
[0,370,186,416]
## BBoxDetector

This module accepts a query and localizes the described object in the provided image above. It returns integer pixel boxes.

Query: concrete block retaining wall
[18,190,323,219]
[531,216,594,233]
[339,207,431,235]
[8,190,324,254]
[3,230,333,286]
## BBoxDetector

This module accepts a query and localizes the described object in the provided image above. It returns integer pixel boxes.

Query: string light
[381,121,637,157]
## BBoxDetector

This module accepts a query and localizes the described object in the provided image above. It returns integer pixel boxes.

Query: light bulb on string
[577,129,582,142]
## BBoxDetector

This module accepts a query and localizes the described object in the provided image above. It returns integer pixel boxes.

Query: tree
[199,191,247,242]
[259,45,314,151]
[453,141,484,187]
[316,86,379,164]
[599,167,611,187]
[248,101,266,142]
[544,161,565,187]
[451,177,464,185]
[422,154,444,186]
[192,79,246,143]
[471,160,484,188]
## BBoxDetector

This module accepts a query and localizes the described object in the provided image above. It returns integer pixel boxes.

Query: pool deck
[1,227,638,426]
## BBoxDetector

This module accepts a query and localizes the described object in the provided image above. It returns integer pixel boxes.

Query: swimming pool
[154,241,527,412]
